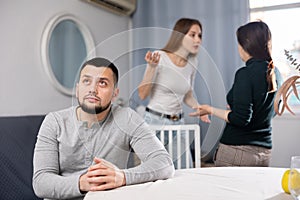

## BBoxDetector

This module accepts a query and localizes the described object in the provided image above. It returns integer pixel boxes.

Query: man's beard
[79,100,111,114]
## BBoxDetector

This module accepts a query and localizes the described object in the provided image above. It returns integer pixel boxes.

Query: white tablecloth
[84,167,293,200]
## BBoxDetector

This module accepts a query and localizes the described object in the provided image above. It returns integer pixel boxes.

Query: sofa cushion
[0,115,45,200]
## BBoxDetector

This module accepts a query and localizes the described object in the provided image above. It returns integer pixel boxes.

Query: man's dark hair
[79,57,119,86]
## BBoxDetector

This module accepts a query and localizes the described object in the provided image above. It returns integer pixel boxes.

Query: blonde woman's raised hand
[145,51,160,67]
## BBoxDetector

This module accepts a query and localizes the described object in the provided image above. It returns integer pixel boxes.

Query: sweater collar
[74,105,112,129]
[245,58,266,66]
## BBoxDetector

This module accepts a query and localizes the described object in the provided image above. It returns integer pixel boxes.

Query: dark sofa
[0,115,45,200]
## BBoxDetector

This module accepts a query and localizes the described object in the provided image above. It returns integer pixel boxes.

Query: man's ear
[112,88,119,102]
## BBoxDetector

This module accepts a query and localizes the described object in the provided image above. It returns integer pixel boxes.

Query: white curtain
[130,0,250,161]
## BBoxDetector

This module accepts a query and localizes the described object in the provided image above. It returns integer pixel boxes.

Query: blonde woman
[138,18,209,168]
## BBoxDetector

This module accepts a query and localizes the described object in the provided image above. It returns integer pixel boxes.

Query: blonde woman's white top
[147,50,198,115]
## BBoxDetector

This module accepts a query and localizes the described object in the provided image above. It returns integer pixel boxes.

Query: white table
[84,167,294,200]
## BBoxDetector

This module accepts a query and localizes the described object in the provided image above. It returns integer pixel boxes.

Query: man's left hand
[86,157,126,191]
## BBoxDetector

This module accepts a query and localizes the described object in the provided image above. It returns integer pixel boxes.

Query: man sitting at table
[32,57,175,200]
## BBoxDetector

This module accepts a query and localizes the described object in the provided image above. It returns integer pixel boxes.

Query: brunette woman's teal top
[220,58,282,149]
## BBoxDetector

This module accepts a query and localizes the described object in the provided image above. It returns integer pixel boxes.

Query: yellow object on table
[282,169,300,194]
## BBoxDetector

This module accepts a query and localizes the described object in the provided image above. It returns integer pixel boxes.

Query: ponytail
[266,60,277,93]
[237,21,277,93]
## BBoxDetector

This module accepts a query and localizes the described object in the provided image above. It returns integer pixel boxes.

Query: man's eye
[99,81,107,87]
[83,79,90,84]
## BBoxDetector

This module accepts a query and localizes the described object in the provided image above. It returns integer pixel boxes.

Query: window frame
[249,1,300,116]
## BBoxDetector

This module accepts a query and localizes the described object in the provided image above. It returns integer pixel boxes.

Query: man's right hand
[79,158,126,193]
[79,172,97,193]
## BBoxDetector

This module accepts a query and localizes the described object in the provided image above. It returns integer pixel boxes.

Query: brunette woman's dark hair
[237,21,277,93]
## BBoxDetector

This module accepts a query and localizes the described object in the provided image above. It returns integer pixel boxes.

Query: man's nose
[88,82,98,94]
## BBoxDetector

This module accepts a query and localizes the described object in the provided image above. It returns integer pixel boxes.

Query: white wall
[0,0,131,116]
[0,1,298,167]
[270,114,300,167]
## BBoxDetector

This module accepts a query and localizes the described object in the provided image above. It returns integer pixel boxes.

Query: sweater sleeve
[227,68,254,127]
[32,113,84,199]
